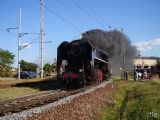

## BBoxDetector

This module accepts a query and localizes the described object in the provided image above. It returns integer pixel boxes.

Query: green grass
[0,76,56,102]
[0,79,43,102]
[99,79,160,120]
[0,75,56,85]
[0,87,39,102]
[0,78,47,85]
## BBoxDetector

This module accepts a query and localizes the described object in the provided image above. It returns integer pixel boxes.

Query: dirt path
[0,84,13,89]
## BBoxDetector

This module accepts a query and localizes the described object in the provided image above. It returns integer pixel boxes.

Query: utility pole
[8,9,39,80]
[122,28,125,72]
[18,8,21,80]
[121,28,125,80]
[40,0,44,78]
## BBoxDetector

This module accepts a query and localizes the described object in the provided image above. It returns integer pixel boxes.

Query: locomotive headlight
[79,69,83,72]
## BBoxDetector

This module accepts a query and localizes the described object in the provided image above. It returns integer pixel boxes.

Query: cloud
[134,38,160,52]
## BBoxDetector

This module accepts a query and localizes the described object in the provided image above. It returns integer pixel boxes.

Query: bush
[43,63,52,76]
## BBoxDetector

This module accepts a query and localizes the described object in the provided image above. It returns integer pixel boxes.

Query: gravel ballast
[0,80,115,120]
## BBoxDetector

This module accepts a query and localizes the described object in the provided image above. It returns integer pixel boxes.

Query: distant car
[16,71,36,79]
[28,71,37,78]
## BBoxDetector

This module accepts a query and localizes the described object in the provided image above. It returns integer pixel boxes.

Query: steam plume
[82,29,137,74]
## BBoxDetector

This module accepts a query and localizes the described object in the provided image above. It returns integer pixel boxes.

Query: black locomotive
[57,38,110,88]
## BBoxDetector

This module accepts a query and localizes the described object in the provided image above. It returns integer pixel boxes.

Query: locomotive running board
[94,57,108,64]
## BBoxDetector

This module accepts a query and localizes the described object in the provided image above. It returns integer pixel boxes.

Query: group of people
[134,70,148,81]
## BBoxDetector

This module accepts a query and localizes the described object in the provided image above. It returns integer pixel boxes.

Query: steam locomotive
[57,38,110,88]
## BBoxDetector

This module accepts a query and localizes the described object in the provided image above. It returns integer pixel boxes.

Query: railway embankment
[27,81,115,120]
[0,80,115,120]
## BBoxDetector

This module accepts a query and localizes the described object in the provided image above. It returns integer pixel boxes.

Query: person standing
[138,72,142,81]
[125,71,128,80]
[134,70,138,81]
[144,70,147,79]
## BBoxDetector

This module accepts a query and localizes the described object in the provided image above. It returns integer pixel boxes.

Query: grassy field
[0,78,42,102]
[0,87,39,102]
[0,76,57,102]
[0,77,53,85]
[99,79,160,120]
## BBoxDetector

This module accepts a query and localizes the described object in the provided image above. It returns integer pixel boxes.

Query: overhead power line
[71,1,103,27]
[44,5,81,32]
[83,1,106,28]
[36,1,81,33]
[57,0,87,27]
[29,37,39,44]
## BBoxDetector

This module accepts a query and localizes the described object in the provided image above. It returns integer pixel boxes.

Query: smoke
[82,29,137,74]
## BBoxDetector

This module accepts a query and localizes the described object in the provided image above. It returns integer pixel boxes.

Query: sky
[0,0,160,68]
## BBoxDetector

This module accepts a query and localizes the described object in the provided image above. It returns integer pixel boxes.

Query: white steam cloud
[134,38,160,51]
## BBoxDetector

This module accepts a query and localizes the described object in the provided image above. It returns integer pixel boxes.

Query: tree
[43,63,52,76]
[0,48,15,77]
[20,60,38,72]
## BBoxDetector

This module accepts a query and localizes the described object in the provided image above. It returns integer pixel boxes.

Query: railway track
[0,82,102,116]
[0,89,64,116]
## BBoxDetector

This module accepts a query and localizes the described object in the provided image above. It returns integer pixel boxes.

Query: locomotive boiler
[57,38,110,88]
